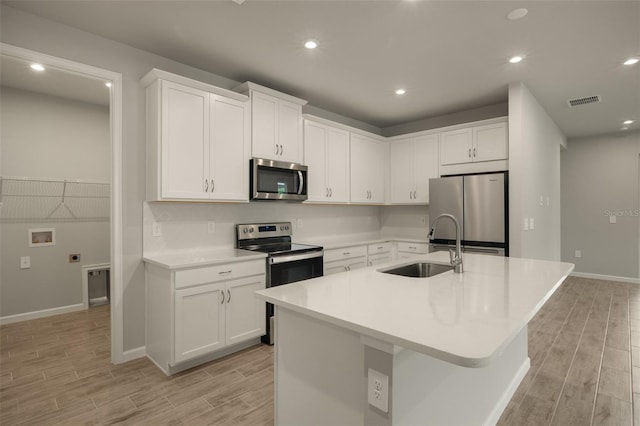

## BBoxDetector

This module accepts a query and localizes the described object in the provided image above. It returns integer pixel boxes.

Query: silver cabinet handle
[410,190,413,199]
[211,179,215,193]
[409,246,416,250]
[473,147,477,157]
[279,144,284,155]
[227,289,231,303]
[218,270,232,275]
[468,148,472,158]
[326,187,329,197]
[343,252,350,256]
[275,144,279,155]
[344,265,348,272]
[220,291,224,304]
[377,246,383,251]
[413,190,417,199]
[329,188,332,197]
[204,179,209,192]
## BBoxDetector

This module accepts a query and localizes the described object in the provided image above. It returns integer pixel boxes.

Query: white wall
[561,131,640,279]
[379,205,430,240]
[1,87,110,318]
[1,87,110,180]
[508,82,565,261]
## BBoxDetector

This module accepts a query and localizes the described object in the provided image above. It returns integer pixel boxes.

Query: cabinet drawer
[175,259,265,289]
[368,253,392,267]
[367,242,392,254]
[323,245,367,262]
[396,242,429,254]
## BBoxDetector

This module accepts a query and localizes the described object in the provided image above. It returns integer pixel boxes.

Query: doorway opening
[0,44,124,363]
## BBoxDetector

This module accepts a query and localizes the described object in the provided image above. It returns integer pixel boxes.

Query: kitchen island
[255,251,574,425]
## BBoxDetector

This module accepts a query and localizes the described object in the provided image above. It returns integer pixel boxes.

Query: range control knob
[285,225,290,230]
[243,227,248,234]
[249,227,254,233]
[280,225,284,231]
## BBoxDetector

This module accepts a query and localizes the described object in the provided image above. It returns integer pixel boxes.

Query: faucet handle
[448,248,455,264]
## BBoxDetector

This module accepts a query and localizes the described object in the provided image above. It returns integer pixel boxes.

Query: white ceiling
[4,1,639,138]
[1,55,111,106]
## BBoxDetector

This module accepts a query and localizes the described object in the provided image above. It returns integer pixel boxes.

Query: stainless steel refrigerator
[428,172,508,256]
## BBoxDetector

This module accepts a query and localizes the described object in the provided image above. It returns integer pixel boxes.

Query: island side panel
[275,307,365,425]
[392,327,530,426]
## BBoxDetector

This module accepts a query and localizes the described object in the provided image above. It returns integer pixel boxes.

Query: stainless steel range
[236,222,323,344]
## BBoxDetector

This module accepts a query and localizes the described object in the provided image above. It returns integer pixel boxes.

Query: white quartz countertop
[143,248,266,269]
[256,252,574,367]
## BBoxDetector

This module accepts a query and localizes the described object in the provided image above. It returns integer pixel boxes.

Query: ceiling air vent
[567,95,601,107]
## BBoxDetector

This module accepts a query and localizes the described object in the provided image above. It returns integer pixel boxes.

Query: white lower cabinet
[146,259,265,375]
[323,245,367,275]
[396,241,429,259]
[367,242,392,266]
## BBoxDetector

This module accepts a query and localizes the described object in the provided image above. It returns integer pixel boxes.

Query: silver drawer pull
[409,246,416,250]
[227,289,231,303]
[218,270,232,275]
[343,252,350,256]
[220,291,224,304]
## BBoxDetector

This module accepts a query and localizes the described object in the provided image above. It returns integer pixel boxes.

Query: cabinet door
[413,134,439,203]
[440,128,472,166]
[325,127,350,203]
[473,122,508,162]
[350,134,386,203]
[161,81,209,199]
[251,91,279,160]
[390,139,414,204]
[278,101,303,163]
[174,282,225,363]
[304,121,329,202]
[226,275,266,346]
[210,95,250,201]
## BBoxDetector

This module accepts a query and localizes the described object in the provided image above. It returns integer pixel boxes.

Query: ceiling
[1,55,111,106]
[3,0,639,138]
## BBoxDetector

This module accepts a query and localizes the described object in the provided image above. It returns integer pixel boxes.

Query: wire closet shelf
[0,176,110,223]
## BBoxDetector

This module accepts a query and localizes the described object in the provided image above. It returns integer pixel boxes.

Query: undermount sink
[379,262,453,278]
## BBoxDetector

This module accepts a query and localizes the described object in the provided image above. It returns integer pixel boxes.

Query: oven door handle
[269,250,323,264]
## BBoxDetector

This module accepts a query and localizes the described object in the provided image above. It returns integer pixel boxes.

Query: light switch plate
[207,221,215,234]
[20,256,31,269]
[523,218,529,231]
[529,217,535,230]
[152,222,162,237]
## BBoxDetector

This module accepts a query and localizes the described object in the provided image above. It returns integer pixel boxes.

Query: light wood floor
[0,276,637,425]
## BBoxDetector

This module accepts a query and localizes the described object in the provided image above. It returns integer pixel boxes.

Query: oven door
[268,251,323,287]
[251,158,308,201]
[263,250,323,345]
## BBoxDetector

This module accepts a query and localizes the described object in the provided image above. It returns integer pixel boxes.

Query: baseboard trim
[571,271,640,285]
[0,303,85,325]
[121,346,146,363]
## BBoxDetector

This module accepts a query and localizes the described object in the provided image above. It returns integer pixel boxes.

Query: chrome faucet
[428,213,463,273]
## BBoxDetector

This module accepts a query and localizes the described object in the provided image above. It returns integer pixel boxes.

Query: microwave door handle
[297,170,304,195]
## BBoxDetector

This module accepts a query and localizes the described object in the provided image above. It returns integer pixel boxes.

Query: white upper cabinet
[235,82,307,164]
[390,134,438,204]
[304,119,350,203]
[350,133,387,204]
[440,121,508,165]
[143,70,250,202]
[209,95,250,201]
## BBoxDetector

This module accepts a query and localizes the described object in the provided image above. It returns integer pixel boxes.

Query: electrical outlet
[152,222,162,237]
[575,250,582,258]
[609,215,617,224]
[523,218,529,231]
[367,368,389,413]
[20,256,31,269]
[296,218,303,229]
[420,216,427,226]
[539,195,544,206]
[207,221,216,234]
[529,217,535,230]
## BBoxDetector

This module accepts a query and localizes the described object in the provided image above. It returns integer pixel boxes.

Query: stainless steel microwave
[250,158,308,201]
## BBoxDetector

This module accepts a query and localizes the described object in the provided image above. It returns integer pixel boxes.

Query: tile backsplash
[143,202,395,255]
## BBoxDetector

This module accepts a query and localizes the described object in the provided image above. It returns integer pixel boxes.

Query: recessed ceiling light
[105,82,112,88]
[304,40,318,49]
[623,120,634,125]
[509,55,524,64]
[30,63,45,72]
[507,8,528,20]
[395,89,406,95]
[623,58,639,66]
